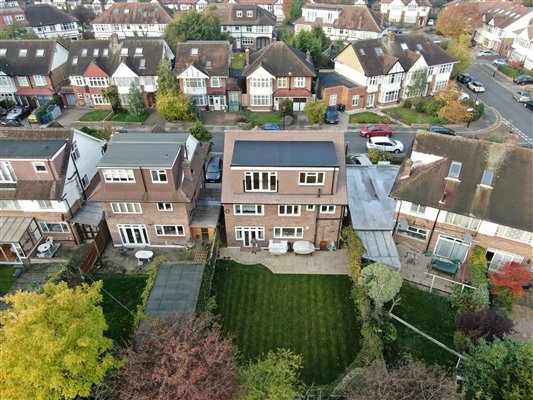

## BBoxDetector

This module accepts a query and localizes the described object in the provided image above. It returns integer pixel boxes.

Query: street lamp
[466,91,480,128]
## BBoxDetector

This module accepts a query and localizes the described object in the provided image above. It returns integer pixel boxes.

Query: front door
[118,224,149,246]
[235,37,241,50]
[365,93,374,108]
[213,96,221,111]
[84,93,92,107]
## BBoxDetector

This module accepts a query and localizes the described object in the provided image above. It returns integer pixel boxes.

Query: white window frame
[409,203,426,215]
[17,76,29,86]
[33,75,47,86]
[306,205,315,211]
[155,225,185,236]
[92,94,108,105]
[150,170,168,183]
[444,212,481,231]
[73,76,85,86]
[278,205,301,216]
[274,227,304,239]
[295,77,306,88]
[277,77,288,88]
[495,226,533,244]
[39,222,69,233]
[0,161,16,182]
[236,10,243,17]
[71,142,80,161]
[157,203,173,211]
[244,171,277,192]
[241,37,253,46]
[396,225,428,241]
[320,205,336,214]
[250,78,271,88]
[247,10,253,17]
[0,200,21,210]
[447,161,462,180]
[433,235,470,263]
[103,169,135,183]
[329,94,337,106]
[111,202,142,214]
[480,170,494,187]
[299,172,324,185]
[32,162,47,173]
[210,77,221,88]
[37,200,53,209]
[234,204,264,215]
[250,95,271,107]
[87,77,108,87]
[81,174,89,188]
[486,248,524,272]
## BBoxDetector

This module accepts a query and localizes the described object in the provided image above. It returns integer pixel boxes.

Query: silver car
[512,91,530,103]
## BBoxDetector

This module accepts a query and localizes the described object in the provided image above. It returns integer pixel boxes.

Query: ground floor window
[433,235,470,262]
[381,90,399,103]
[396,225,428,241]
[351,95,359,106]
[242,37,253,46]
[155,225,185,236]
[433,81,448,92]
[235,226,265,247]
[251,95,271,107]
[486,249,524,271]
[274,227,304,239]
[92,94,108,105]
[120,94,129,105]
[39,222,69,233]
[191,95,206,106]
[118,224,149,245]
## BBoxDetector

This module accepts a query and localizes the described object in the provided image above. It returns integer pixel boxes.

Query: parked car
[512,91,530,103]
[5,106,30,121]
[261,123,281,130]
[458,91,470,101]
[205,156,222,183]
[468,81,485,92]
[457,73,473,84]
[427,18,435,26]
[513,75,533,85]
[492,59,508,66]
[366,136,404,154]
[359,124,393,138]
[476,49,495,57]
[325,106,339,124]
[428,125,456,136]
[524,100,533,111]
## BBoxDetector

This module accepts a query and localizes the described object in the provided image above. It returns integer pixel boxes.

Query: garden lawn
[0,266,17,294]
[349,112,382,124]
[231,53,246,69]
[382,107,435,125]
[213,261,360,385]
[79,110,111,122]
[96,274,148,346]
[245,112,282,124]
[387,283,457,369]
[111,111,149,123]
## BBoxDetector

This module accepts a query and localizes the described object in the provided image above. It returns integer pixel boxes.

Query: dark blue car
[325,106,339,124]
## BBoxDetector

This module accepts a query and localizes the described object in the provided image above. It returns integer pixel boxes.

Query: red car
[359,124,393,138]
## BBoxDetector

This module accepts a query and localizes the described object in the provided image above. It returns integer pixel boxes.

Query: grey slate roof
[243,41,316,78]
[348,35,458,76]
[91,2,173,25]
[231,141,339,167]
[0,140,66,159]
[0,40,59,76]
[25,4,78,26]
[318,70,359,89]
[64,38,169,77]
[390,132,533,233]
[213,3,276,26]
[174,41,230,78]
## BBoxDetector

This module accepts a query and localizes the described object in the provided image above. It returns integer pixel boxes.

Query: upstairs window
[150,170,167,183]
[448,161,462,180]
[71,142,80,161]
[244,171,277,192]
[157,202,172,211]
[320,205,336,214]
[103,169,135,182]
[278,205,300,216]
[410,203,426,214]
[33,162,47,173]
[0,161,16,182]
[236,10,243,17]
[299,172,324,185]
[36,49,45,57]
[295,77,306,87]
[480,170,494,187]
[37,200,53,209]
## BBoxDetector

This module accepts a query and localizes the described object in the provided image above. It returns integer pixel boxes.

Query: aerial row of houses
[1,125,531,277]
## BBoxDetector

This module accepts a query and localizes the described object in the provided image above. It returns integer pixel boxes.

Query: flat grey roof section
[0,140,65,159]
[109,132,189,144]
[318,71,360,89]
[99,143,181,167]
[346,164,399,230]
[0,216,33,243]
[191,205,220,228]
[145,263,205,316]
[71,202,103,227]
[358,231,401,268]
[231,141,339,167]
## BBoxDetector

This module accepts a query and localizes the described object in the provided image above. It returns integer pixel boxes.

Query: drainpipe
[139,167,148,194]
[425,208,441,252]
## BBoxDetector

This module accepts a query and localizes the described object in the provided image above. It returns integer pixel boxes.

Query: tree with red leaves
[489,262,533,299]
[113,313,241,400]
[457,308,514,344]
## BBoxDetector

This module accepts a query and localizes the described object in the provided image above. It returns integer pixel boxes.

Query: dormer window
[448,161,462,180]
[236,10,243,17]
[124,8,130,14]
[206,60,211,68]
[18,49,27,57]
[0,48,6,56]
[120,48,128,56]
[36,49,45,57]
[103,48,109,57]
[139,58,146,68]
[135,48,143,56]
[72,56,78,65]
[400,43,408,51]
[247,10,253,17]
[480,170,494,187]
[81,48,87,57]
[191,48,198,55]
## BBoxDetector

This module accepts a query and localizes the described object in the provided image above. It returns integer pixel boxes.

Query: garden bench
[431,258,460,275]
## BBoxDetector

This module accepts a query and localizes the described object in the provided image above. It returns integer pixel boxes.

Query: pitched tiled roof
[213,3,276,26]
[91,2,173,25]
[243,41,315,77]
[295,4,383,33]
[0,40,59,76]
[64,38,169,77]
[174,41,230,77]
[380,0,431,6]
[390,132,533,232]
[225,0,277,5]
[25,4,78,26]
[348,34,457,76]
[445,0,531,29]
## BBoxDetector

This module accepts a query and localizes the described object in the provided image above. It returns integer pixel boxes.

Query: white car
[458,92,470,101]
[476,50,494,57]
[512,91,530,103]
[366,136,404,154]
[468,81,486,93]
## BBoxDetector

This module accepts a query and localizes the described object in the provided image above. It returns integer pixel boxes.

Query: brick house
[330,34,457,108]
[379,0,432,27]
[159,0,213,12]
[510,26,533,70]
[317,70,366,112]
[221,130,347,249]
[225,0,285,22]
[0,40,69,107]
[62,34,173,108]
[25,4,81,40]
[390,132,533,272]
[213,3,276,50]
[91,2,173,40]
[89,133,210,247]
[174,41,236,111]
[242,41,316,111]
[0,1,27,28]
[0,127,106,264]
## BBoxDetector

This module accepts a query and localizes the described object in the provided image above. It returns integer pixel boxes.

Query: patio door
[434,235,470,263]
[235,227,264,247]
[118,224,149,246]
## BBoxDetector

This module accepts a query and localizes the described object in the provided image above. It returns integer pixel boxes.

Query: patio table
[135,250,154,263]
[37,242,51,256]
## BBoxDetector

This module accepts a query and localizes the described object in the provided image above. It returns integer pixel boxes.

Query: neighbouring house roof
[0,140,66,159]
[232,141,339,167]
[318,70,359,89]
[514,25,533,40]
[0,40,59,76]
[295,4,383,33]
[25,4,78,26]
[445,0,532,30]
[390,132,533,233]
[64,38,169,77]
[213,3,276,26]
[91,2,173,25]
[222,130,348,206]
[243,41,316,78]
[380,0,431,6]
[174,41,230,78]
[348,34,458,76]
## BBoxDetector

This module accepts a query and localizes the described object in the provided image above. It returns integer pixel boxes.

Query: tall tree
[157,59,181,96]
[447,35,473,77]
[101,85,121,114]
[128,81,146,119]
[0,281,118,400]
[436,3,483,38]
[188,120,213,142]
[288,0,303,24]
[71,5,96,30]
[489,262,533,299]
[436,83,471,123]
[114,313,240,400]
[286,26,329,67]
[461,337,533,400]
[241,349,304,400]
[359,262,403,309]
[156,92,196,122]
[0,23,38,39]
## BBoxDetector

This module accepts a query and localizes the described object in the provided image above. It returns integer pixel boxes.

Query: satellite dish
[463,233,473,244]
[399,219,409,231]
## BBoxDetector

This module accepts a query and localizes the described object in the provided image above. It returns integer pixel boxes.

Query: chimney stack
[505,132,519,145]
[388,31,396,42]
[245,48,250,67]
[306,50,311,63]
[111,33,119,48]
[399,159,413,180]
[182,159,192,180]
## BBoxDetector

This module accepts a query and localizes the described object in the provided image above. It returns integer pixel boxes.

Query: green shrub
[379,116,392,124]
[472,102,484,121]
[491,286,519,313]
[422,99,445,116]
[415,101,425,113]
[469,246,489,289]
[367,148,392,164]
[453,330,473,353]
[304,100,327,125]
[403,100,412,109]
[450,286,489,312]
[429,116,448,125]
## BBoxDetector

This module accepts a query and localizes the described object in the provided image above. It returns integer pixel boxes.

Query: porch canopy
[0,216,34,244]
[71,202,104,227]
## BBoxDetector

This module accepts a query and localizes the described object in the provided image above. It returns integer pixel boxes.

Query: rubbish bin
[336,104,346,112]
[39,114,49,124]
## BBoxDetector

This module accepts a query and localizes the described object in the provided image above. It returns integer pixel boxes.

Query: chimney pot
[400,159,413,179]
[245,48,250,66]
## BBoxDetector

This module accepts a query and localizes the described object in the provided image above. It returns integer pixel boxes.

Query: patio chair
[46,236,54,245]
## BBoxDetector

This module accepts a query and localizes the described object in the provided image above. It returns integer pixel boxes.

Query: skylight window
[481,170,494,187]
[0,48,6,56]
[120,48,128,56]
[36,49,45,57]
[374,47,383,56]
[19,49,27,57]
[416,43,424,51]
[81,48,87,57]
[206,60,211,67]
[139,58,145,68]
[191,48,198,55]
[400,43,408,51]
[135,48,143,55]
[72,56,78,65]
[124,8,130,14]
[448,161,462,180]
[359,48,365,55]
[103,49,109,57]
[93,48,99,57]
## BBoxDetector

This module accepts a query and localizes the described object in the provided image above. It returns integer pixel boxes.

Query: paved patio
[218,247,350,275]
